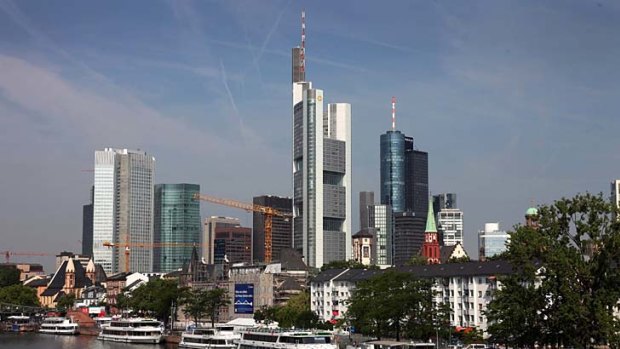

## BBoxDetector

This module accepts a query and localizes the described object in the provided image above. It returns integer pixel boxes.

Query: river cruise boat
[179,325,240,349]
[3,315,36,332]
[236,328,336,349]
[97,317,163,344]
[360,341,436,349]
[94,316,113,328]
[39,316,79,335]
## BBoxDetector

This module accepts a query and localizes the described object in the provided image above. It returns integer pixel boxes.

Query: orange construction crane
[193,193,292,264]
[2,251,54,264]
[102,241,202,273]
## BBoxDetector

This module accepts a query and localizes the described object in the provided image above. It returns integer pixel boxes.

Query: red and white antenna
[300,10,306,75]
[391,96,396,131]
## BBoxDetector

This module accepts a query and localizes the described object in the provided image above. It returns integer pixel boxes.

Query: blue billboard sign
[234,283,254,314]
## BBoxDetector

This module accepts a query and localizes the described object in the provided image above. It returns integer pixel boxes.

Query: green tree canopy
[346,270,449,341]
[56,293,76,313]
[486,193,620,348]
[126,278,185,327]
[320,260,378,272]
[0,267,21,288]
[0,284,39,307]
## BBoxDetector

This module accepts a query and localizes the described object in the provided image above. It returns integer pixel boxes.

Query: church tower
[422,201,440,264]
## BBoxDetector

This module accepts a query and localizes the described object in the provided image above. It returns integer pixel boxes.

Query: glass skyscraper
[380,131,406,212]
[369,204,393,265]
[478,223,509,260]
[153,184,201,272]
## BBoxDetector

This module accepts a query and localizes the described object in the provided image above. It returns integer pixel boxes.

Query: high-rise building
[368,205,393,265]
[291,14,352,268]
[214,226,252,264]
[359,191,375,230]
[203,216,240,264]
[433,193,457,221]
[93,148,155,274]
[612,180,620,214]
[405,137,428,216]
[380,131,406,212]
[478,223,509,260]
[393,212,426,266]
[253,195,292,263]
[82,186,94,257]
[438,209,464,246]
[153,184,201,272]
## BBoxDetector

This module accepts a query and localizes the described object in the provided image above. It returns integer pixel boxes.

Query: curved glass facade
[380,131,406,212]
[154,183,201,272]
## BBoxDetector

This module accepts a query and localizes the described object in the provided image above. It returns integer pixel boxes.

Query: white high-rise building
[93,148,155,274]
[368,204,392,266]
[612,180,620,210]
[478,222,510,260]
[438,208,464,246]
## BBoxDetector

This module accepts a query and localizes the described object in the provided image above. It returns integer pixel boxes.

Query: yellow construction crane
[103,241,201,273]
[193,193,292,264]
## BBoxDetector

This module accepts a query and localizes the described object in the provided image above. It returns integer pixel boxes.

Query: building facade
[359,191,375,231]
[292,69,351,269]
[368,205,393,266]
[613,180,620,211]
[405,137,429,217]
[478,223,510,261]
[433,193,457,221]
[252,195,292,263]
[203,216,241,264]
[93,148,155,274]
[393,212,426,266]
[153,184,201,272]
[352,229,375,266]
[438,209,464,246]
[214,226,252,264]
[310,261,511,334]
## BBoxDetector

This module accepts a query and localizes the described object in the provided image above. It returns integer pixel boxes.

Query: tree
[346,270,443,341]
[56,293,76,313]
[181,288,209,325]
[0,284,39,307]
[204,288,230,328]
[254,306,279,325]
[486,194,620,348]
[127,278,185,327]
[0,267,20,288]
[406,255,429,266]
[320,260,378,272]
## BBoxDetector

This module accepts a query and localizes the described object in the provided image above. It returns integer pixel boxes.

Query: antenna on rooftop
[391,96,396,131]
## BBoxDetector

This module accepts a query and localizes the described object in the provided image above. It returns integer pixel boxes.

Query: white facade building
[93,148,155,274]
[310,262,511,333]
[612,180,620,210]
[368,205,392,266]
[438,208,464,246]
[478,223,510,260]
[292,83,352,269]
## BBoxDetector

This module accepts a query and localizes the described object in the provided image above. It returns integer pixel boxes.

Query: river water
[0,332,179,349]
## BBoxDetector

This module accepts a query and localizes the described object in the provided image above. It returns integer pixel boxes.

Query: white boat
[235,328,336,349]
[4,315,36,332]
[94,316,113,328]
[179,325,240,349]
[97,317,163,344]
[39,317,79,335]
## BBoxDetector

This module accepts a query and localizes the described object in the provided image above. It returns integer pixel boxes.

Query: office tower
[93,148,155,274]
[253,195,292,263]
[433,193,457,223]
[380,130,406,212]
[359,191,374,230]
[393,212,426,266]
[292,14,352,268]
[613,180,620,210]
[368,205,393,265]
[438,209,464,246]
[203,216,241,264]
[422,201,440,264]
[214,225,252,264]
[404,137,429,216]
[153,184,201,272]
[478,223,509,260]
[82,186,94,257]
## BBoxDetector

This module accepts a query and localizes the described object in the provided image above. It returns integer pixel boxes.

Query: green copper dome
[526,207,538,216]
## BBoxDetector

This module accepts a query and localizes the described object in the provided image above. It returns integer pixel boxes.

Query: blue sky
[1,0,619,270]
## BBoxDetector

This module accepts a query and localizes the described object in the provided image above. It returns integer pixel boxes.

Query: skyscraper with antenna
[291,11,352,268]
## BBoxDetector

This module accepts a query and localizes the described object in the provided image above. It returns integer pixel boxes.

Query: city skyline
[1,1,619,271]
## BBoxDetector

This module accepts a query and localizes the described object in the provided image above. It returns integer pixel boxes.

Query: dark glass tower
[253,195,292,263]
[405,137,429,217]
[380,131,406,212]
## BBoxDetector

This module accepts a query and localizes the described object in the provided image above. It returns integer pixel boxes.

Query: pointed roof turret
[86,258,96,273]
[66,258,75,273]
[425,200,437,233]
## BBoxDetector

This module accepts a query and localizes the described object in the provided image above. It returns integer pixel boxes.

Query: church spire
[425,200,437,233]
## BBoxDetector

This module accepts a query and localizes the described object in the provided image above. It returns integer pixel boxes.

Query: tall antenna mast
[391,96,396,131]
[300,10,306,75]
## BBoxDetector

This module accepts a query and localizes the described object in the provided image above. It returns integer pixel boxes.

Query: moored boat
[179,325,240,349]
[3,315,36,332]
[235,327,336,349]
[39,316,79,335]
[97,317,163,344]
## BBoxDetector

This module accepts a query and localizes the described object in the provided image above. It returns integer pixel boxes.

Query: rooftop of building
[526,207,539,216]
